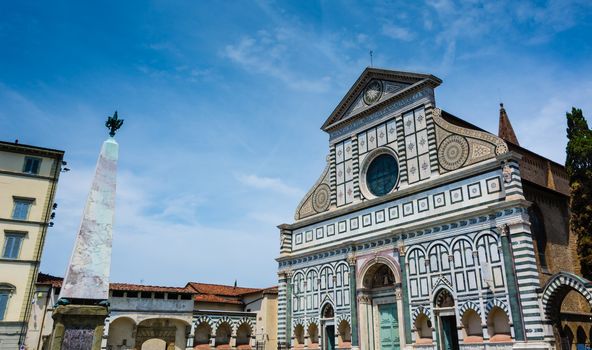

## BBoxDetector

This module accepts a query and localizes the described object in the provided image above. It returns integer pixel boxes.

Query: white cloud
[237,173,303,197]
[382,23,414,41]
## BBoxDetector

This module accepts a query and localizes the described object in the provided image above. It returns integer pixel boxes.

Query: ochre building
[0,141,64,349]
[276,68,592,350]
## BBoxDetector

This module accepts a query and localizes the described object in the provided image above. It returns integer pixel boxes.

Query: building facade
[0,141,64,348]
[276,68,592,350]
[25,274,278,350]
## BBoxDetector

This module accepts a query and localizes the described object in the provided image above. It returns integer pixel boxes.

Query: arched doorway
[359,261,402,350]
[542,272,592,349]
[433,289,459,350]
[321,303,336,350]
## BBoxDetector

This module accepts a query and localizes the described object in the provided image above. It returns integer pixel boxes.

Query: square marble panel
[337,184,346,206]
[403,201,414,216]
[406,158,420,184]
[433,192,446,208]
[403,111,415,135]
[417,197,429,212]
[377,124,387,146]
[345,181,354,204]
[405,134,417,158]
[344,159,354,182]
[418,153,431,180]
[305,230,313,242]
[335,142,344,164]
[362,214,372,227]
[336,162,345,185]
[486,177,501,194]
[387,119,397,143]
[414,108,427,130]
[344,140,352,161]
[389,206,399,220]
[416,129,429,155]
[327,224,335,236]
[350,217,359,230]
[367,128,377,150]
[316,227,324,239]
[450,187,464,204]
[358,132,367,154]
[375,209,385,223]
[468,182,482,199]
[338,220,347,233]
[296,233,303,244]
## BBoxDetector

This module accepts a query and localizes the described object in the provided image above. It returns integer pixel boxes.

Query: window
[366,153,399,196]
[23,157,41,175]
[2,233,24,259]
[12,199,33,220]
[0,285,15,321]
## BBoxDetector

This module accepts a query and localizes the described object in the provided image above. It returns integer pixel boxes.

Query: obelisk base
[49,305,108,350]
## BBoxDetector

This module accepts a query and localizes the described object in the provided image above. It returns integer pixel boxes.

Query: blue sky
[1,1,591,288]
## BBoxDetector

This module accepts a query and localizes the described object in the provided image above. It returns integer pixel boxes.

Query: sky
[1,1,591,288]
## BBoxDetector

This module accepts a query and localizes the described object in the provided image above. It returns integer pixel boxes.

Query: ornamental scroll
[433,108,508,173]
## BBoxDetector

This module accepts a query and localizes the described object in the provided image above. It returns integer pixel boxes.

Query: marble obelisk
[49,113,123,350]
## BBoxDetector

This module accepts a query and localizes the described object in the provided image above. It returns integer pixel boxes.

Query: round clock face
[363,80,383,105]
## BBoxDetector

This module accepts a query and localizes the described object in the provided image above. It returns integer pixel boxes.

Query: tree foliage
[565,107,592,279]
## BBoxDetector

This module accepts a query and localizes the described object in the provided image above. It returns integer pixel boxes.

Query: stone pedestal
[49,305,108,350]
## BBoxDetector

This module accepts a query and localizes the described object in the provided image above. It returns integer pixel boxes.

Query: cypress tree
[565,107,592,279]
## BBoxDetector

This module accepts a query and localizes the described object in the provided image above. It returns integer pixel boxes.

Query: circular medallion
[312,184,330,212]
[438,135,469,171]
[363,80,383,105]
[366,153,399,197]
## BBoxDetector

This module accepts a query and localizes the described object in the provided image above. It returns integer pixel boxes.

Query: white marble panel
[407,158,420,183]
[345,181,354,204]
[405,135,417,158]
[386,120,397,143]
[335,142,344,163]
[376,124,387,146]
[336,162,345,185]
[414,108,427,130]
[419,153,431,180]
[344,140,352,161]
[416,129,429,155]
[336,183,346,206]
[358,132,367,154]
[344,159,353,182]
[367,128,377,150]
[403,111,415,135]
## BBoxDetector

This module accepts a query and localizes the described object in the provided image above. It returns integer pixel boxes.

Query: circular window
[366,153,399,196]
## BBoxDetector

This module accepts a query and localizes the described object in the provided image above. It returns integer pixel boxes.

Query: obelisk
[49,112,123,350]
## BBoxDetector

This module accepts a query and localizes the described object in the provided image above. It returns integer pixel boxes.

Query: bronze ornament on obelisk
[48,112,123,350]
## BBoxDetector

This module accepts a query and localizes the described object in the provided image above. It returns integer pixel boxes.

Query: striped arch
[411,306,432,325]
[485,299,509,317]
[195,315,214,329]
[459,301,482,318]
[336,313,351,324]
[214,316,235,333]
[292,319,306,334]
[236,317,255,333]
[305,318,319,328]
[541,272,592,319]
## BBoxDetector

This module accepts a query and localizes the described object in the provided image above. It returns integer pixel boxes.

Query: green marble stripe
[350,264,359,346]
[500,233,525,341]
[286,278,292,346]
[399,252,412,343]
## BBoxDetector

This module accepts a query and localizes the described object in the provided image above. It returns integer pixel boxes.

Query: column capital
[358,295,372,305]
[347,254,357,266]
[397,242,406,256]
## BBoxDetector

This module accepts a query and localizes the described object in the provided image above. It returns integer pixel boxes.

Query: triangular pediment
[321,67,442,132]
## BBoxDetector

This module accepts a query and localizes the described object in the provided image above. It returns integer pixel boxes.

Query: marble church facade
[276,68,592,350]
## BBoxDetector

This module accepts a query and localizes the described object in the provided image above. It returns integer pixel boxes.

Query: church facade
[276,68,592,350]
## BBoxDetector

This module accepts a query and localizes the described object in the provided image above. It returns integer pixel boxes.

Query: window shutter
[0,292,8,320]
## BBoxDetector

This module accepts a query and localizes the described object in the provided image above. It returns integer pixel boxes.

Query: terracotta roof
[110,283,192,294]
[263,286,279,294]
[37,273,193,294]
[186,282,263,296]
[37,273,63,288]
[194,294,243,304]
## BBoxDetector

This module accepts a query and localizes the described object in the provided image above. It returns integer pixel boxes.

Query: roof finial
[498,102,519,146]
[369,50,373,67]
